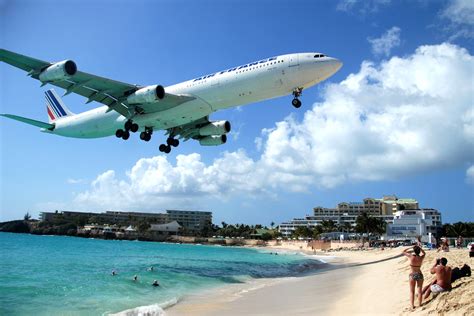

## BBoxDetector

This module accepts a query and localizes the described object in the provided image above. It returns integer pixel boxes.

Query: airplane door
[289,54,299,67]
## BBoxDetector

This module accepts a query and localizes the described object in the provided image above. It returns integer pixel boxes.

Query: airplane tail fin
[45,89,75,123]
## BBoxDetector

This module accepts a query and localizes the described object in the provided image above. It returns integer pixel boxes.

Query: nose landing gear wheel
[292,87,303,108]
[292,98,302,108]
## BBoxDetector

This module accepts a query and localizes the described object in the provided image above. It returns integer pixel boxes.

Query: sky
[0,0,473,225]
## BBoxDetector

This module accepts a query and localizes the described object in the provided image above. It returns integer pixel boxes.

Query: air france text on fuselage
[192,57,278,82]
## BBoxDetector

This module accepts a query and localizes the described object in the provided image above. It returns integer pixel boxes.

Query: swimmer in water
[149,266,154,271]
[111,270,116,276]
[152,280,159,287]
[133,275,137,281]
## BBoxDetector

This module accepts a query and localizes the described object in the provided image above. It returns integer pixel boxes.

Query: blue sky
[1,0,473,225]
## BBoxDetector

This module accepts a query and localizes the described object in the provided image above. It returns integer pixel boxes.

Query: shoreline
[165,247,473,316]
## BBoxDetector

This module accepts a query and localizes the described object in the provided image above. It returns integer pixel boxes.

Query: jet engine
[199,121,231,136]
[199,135,227,146]
[127,85,165,104]
[39,60,77,82]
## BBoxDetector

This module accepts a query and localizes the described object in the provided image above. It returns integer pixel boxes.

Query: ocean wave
[108,298,178,316]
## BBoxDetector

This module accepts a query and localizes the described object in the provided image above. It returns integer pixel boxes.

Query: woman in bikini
[403,245,426,309]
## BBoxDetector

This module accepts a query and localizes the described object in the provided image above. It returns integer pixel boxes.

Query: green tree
[356,212,386,237]
[24,212,31,221]
[137,221,150,234]
[339,222,353,233]
[312,225,323,239]
[321,220,337,233]
[293,226,312,238]
[443,222,474,237]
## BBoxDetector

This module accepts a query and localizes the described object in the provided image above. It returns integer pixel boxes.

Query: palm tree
[443,222,473,237]
[356,212,386,237]
[321,220,337,233]
[270,222,275,229]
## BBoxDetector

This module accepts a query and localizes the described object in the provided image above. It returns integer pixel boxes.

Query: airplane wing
[0,49,195,118]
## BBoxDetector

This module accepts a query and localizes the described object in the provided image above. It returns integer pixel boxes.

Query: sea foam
[109,298,178,316]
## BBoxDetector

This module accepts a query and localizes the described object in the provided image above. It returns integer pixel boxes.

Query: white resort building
[279,195,442,239]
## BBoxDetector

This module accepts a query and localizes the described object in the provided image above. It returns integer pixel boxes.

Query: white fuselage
[48,53,342,138]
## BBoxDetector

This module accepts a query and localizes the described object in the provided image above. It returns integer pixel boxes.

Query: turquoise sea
[0,233,325,315]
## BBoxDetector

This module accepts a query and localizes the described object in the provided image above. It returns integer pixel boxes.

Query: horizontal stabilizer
[1,114,55,130]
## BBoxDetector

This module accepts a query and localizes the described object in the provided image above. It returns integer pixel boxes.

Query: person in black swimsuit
[403,245,426,309]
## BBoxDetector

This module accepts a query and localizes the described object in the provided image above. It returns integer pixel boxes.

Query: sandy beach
[166,246,473,316]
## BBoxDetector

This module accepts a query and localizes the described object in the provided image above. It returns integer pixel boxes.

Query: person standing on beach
[403,245,426,309]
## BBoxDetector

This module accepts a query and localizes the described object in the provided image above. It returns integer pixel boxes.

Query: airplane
[0,49,342,153]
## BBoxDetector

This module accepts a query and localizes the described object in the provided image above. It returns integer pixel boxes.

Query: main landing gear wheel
[140,127,153,142]
[130,123,139,133]
[121,130,130,140]
[115,129,124,138]
[159,144,171,154]
[292,98,302,108]
[115,129,129,140]
[124,120,139,133]
[167,137,179,147]
[117,120,139,140]
[140,132,151,142]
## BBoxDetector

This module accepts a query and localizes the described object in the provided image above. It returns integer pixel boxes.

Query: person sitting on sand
[437,238,449,252]
[403,245,426,309]
[422,257,452,299]
[152,280,159,287]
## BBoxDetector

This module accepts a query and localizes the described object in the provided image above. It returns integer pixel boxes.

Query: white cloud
[337,0,391,14]
[467,165,474,184]
[73,43,474,211]
[67,178,86,184]
[368,27,401,57]
[441,0,474,40]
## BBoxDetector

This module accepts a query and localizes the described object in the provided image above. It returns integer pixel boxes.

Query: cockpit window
[314,54,326,58]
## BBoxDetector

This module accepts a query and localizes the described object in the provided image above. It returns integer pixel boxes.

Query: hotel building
[40,209,212,233]
[279,195,441,238]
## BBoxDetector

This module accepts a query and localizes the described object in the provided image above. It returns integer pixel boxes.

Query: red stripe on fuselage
[47,106,55,120]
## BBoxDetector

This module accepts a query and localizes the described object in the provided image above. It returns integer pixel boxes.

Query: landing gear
[167,137,179,147]
[116,119,139,140]
[159,137,179,154]
[159,144,171,154]
[115,129,130,140]
[292,87,303,108]
[292,98,302,108]
[140,127,153,142]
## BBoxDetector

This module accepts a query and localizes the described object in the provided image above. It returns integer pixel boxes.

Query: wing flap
[1,114,55,130]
